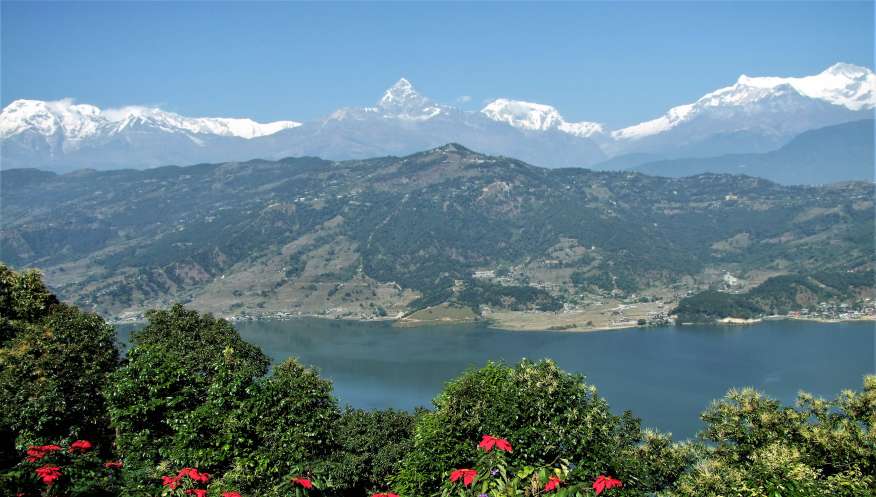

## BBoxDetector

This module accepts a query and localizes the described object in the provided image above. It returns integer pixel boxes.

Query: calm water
[119,319,875,440]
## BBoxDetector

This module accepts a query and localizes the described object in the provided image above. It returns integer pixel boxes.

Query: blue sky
[2,1,873,128]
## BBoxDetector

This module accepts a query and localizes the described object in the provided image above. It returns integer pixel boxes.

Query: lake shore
[110,307,875,333]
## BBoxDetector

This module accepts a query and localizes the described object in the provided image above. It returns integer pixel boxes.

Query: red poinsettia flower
[162,475,180,489]
[371,493,400,497]
[292,477,314,489]
[449,468,478,487]
[26,445,62,462]
[478,435,512,453]
[104,460,124,469]
[185,490,208,497]
[593,475,623,495]
[544,475,562,492]
[69,440,93,453]
[35,465,62,485]
[222,492,243,497]
[178,467,210,484]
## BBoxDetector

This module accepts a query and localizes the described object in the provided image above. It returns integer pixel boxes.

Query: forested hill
[1,144,873,318]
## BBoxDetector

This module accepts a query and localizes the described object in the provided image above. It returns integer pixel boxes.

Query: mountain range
[1,145,872,319]
[2,63,873,180]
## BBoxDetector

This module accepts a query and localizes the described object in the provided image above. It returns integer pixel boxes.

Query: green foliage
[674,270,874,322]
[394,360,639,496]
[0,265,59,345]
[0,265,118,470]
[105,304,270,470]
[672,377,876,497]
[456,282,562,312]
[1,263,874,496]
[313,408,416,495]
[216,358,340,497]
[672,290,764,322]
[0,441,124,497]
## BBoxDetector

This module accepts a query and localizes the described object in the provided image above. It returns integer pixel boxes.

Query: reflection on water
[118,319,875,440]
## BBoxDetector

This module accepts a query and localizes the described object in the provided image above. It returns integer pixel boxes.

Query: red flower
[25,445,62,462]
[449,468,478,487]
[371,493,400,497]
[544,475,562,492]
[292,477,314,489]
[593,475,623,495]
[222,493,243,497]
[69,440,93,453]
[162,475,180,489]
[104,460,124,469]
[35,465,62,485]
[185,490,208,497]
[478,435,512,453]
[178,467,210,484]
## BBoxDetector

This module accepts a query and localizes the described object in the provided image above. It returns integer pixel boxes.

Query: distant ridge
[633,120,874,185]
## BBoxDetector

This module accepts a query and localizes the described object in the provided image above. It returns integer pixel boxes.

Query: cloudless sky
[2,1,873,128]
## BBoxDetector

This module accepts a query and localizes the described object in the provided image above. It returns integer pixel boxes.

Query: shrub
[0,439,124,497]
[394,360,641,496]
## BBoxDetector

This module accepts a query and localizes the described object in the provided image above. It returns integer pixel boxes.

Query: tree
[105,305,269,470]
[216,358,340,496]
[671,378,876,497]
[0,265,118,468]
[314,408,417,496]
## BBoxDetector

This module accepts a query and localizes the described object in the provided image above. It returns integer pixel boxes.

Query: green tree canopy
[0,264,118,468]
[394,360,643,496]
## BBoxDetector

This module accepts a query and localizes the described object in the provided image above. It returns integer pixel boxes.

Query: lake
[118,319,875,440]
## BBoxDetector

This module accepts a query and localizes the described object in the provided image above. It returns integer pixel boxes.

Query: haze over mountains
[1,63,874,184]
[633,119,874,185]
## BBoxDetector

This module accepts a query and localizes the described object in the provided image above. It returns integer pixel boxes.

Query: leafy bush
[0,439,124,497]
[394,360,642,496]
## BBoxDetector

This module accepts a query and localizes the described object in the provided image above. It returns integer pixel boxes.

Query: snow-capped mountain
[481,99,605,138]
[0,99,300,170]
[372,78,447,120]
[0,99,300,144]
[607,62,875,157]
[252,78,607,167]
[1,63,873,173]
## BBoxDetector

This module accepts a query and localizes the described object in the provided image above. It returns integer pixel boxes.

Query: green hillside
[1,144,873,319]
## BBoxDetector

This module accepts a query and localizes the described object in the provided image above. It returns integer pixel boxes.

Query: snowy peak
[374,78,444,120]
[0,99,301,141]
[481,98,605,138]
[0,99,103,141]
[378,78,418,106]
[735,62,875,111]
[612,63,876,141]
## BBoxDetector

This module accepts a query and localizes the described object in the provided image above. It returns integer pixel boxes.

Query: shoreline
[110,309,876,332]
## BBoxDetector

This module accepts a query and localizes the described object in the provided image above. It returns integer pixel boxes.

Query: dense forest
[0,264,873,497]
